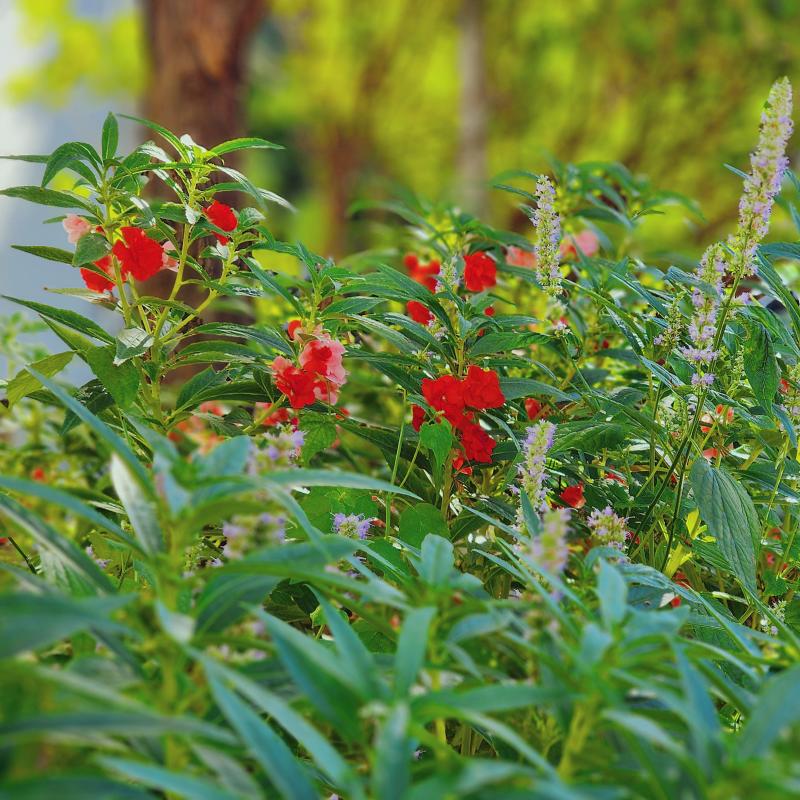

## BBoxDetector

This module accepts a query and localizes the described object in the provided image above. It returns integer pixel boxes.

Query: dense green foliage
[1,82,800,799]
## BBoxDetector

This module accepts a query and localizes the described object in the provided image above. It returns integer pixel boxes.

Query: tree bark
[142,0,264,154]
[458,0,488,218]
[139,0,265,379]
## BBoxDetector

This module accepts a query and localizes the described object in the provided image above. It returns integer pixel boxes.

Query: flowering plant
[1,82,800,797]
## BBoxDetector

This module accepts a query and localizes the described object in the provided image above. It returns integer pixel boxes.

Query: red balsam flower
[458,420,497,463]
[463,252,497,292]
[463,366,505,409]
[559,483,585,508]
[404,253,440,291]
[112,227,165,281]
[81,255,115,293]
[407,300,433,326]
[205,200,238,244]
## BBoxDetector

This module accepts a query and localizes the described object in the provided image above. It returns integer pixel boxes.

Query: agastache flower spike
[532,176,563,295]
[530,507,570,576]
[587,506,628,554]
[681,242,726,387]
[728,77,793,279]
[518,421,556,517]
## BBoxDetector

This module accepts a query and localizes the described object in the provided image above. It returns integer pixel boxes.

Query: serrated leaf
[419,420,452,478]
[115,327,153,364]
[744,321,779,411]
[86,346,140,409]
[398,503,448,548]
[101,112,119,160]
[73,232,110,266]
[689,459,758,593]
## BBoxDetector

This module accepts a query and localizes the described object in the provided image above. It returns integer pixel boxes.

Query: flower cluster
[518,420,556,516]
[205,200,238,244]
[530,507,570,576]
[417,366,505,462]
[727,77,793,278]
[271,329,348,409]
[404,253,440,290]
[222,513,286,560]
[587,506,628,554]
[532,176,563,295]
[333,513,371,539]
[250,425,304,470]
[62,215,176,292]
[682,243,727,386]
[463,251,497,292]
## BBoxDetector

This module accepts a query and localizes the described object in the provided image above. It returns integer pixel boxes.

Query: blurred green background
[3,0,800,266]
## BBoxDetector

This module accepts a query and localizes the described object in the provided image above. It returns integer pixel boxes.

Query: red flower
[411,404,426,432]
[452,454,473,476]
[287,319,302,340]
[463,252,497,292]
[205,200,237,244]
[404,253,440,291]
[30,467,46,482]
[525,397,542,420]
[112,227,164,281]
[407,300,433,326]
[271,356,320,409]
[462,366,505,410]
[484,306,495,317]
[559,483,585,508]
[80,254,115,293]
[458,420,496,463]
[422,374,466,425]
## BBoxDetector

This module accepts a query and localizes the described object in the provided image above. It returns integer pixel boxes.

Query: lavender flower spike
[518,420,556,519]
[587,506,628,554]
[681,242,726,387]
[532,176,563,295]
[333,513,371,540]
[530,507,570,576]
[728,77,793,279]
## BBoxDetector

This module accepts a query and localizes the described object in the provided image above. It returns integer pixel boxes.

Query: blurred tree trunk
[142,0,264,155]
[458,0,488,218]
[140,0,265,378]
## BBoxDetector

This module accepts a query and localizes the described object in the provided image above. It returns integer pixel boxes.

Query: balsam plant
[0,81,799,799]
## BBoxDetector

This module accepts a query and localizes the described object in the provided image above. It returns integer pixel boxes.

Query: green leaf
[3,296,114,343]
[371,703,411,800]
[110,454,163,556]
[0,474,140,552]
[208,676,317,800]
[98,757,239,800]
[394,606,435,696]
[11,244,74,264]
[86,346,140,409]
[0,185,93,211]
[301,416,337,463]
[102,112,119,160]
[6,351,73,406]
[73,232,110,266]
[0,492,113,593]
[398,503,448,548]
[210,137,284,156]
[744,321,779,411]
[738,664,800,758]
[419,420,453,478]
[0,593,130,657]
[115,326,153,364]
[419,534,455,586]
[41,141,100,187]
[597,560,627,627]
[689,459,758,593]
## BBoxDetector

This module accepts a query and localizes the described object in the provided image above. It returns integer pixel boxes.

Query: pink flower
[299,334,348,403]
[560,230,599,260]
[62,214,92,244]
[161,240,179,271]
[506,245,537,268]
